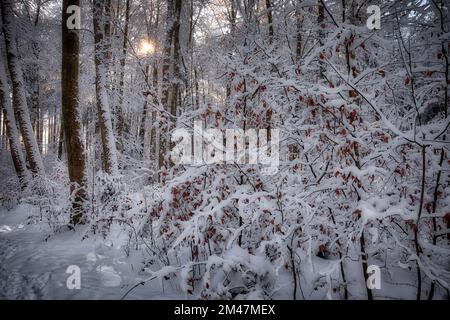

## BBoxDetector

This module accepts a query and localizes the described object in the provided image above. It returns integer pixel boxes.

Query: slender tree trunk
[58,119,64,160]
[414,145,427,300]
[225,1,236,100]
[117,0,131,151]
[0,56,29,184]
[159,0,182,170]
[328,208,349,299]
[93,0,119,175]
[340,1,371,299]
[139,65,149,154]
[161,0,182,117]
[318,0,325,80]
[169,0,181,118]
[295,5,303,61]
[360,231,373,300]
[265,0,273,44]
[31,2,42,154]
[149,63,158,161]
[0,99,3,149]
[288,3,302,160]
[104,0,113,71]
[428,148,445,299]
[0,105,6,150]
[62,0,87,226]
[194,68,200,108]
[1,0,44,175]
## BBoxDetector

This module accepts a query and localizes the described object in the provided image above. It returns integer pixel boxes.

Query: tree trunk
[318,0,325,79]
[58,118,64,160]
[0,55,29,184]
[159,0,182,169]
[93,0,119,175]
[104,0,113,71]
[265,0,274,44]
[149,63,158,161]
[139,65,150,154]
[360,231,373,300]
[31,2,42,154]
[1,0,44,175]
[117,0,131,151]
[295,4,303,61]
[62,0,87,226]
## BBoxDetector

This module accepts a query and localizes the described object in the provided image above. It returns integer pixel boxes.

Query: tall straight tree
[1,0,44,175]
[159,0,182,169]
[62,0,87,226]
[93,0,119,175]
[0,55,29,184]
[265,0,274,44]
[117,0,131,151]
[32,1,43,154]
[167,0,182,118]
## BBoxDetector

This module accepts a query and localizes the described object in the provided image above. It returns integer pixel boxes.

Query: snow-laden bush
[20,161,71,231]
[84,172,132,237]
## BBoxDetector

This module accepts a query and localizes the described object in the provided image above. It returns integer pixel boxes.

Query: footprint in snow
[86,252,98,263]
[96,265,121,287]
[86,252,111,271]
[0,225,13,233]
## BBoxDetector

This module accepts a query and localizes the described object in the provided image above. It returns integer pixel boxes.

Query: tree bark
[62,0,87,226]
[116,0,131,151]
[31,1,42,154]
[265,0,274,44]
[1,0,44,175]
[0,55,29,184]
[139,65,150,154]
[159,0,182,169]
[93,0,119,175]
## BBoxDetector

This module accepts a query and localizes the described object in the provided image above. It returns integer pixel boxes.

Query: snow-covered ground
[1,203,445,300]
[0,204,181,299]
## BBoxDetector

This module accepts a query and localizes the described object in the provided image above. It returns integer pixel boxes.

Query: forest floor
[0,204,180,299]
[0,203,426,300]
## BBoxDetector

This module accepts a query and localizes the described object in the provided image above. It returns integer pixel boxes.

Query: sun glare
[138,39,155,56]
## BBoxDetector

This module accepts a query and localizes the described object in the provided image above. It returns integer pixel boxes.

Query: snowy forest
[0,0,449,300]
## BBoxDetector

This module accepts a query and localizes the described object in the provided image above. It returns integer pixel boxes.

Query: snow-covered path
[0,204,179,299]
